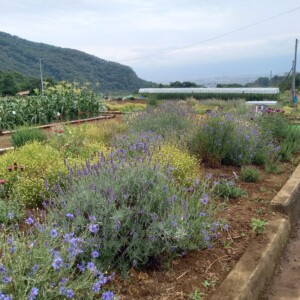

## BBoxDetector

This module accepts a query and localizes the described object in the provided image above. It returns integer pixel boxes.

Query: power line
[119,5,300,63]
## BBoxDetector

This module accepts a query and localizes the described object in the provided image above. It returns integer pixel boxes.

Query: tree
[0,73,18,96]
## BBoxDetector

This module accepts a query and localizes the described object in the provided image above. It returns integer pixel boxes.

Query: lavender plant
[48,148,216,273]
[189,112,275,167]
[0,215,115,299]
[127,101,196,142]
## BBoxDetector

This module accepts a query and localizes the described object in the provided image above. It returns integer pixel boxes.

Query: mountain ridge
[0,31,155,92]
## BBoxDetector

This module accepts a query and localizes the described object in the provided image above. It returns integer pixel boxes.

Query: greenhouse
[138,87,280,100]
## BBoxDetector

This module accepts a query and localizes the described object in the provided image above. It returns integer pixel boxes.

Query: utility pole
[39,58,44,96]
[292,39,298,105]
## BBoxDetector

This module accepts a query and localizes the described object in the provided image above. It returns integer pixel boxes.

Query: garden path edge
[210,161,300,300]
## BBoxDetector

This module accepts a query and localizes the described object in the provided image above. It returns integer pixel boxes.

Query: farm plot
[0,99,299,299]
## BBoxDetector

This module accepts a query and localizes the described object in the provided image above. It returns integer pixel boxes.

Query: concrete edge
[271,163,300,224]
[210,218,290,300]
[210,161,300,300]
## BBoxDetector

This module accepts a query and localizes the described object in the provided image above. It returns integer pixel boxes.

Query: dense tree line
[0,70,57,96]
[157,81,205,88]
[0,31,156,93]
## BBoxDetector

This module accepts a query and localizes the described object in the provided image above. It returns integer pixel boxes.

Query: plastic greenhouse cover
[138,88,279,94]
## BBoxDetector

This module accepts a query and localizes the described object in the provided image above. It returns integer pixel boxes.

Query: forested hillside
[0,32,155,92]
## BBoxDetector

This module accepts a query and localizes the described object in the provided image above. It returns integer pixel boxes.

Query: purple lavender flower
[87,262,95,270]
[50,229,58,238]
[89,215,96,222]
[77,262,86,272]
[92,251,99,258]
[0,292,11,300]
[102,291,114,300]
[52,256,63,270]
[8,212,14,220]
[201,194,209,205]
[65,213,74,220]
[66,289,75,299]
[29,287,39,300]
[25,216,35,225]
[59,287,67,296]
[60,277,69,285]
[2,275,11,284]
[224,224,229,231]
[0,264,6,273]
[89,224,99,234]
[30,263,39,276]
[92,281,102,292]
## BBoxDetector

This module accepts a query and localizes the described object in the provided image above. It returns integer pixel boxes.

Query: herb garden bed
[112,160,299,299]
[0,99,299,300]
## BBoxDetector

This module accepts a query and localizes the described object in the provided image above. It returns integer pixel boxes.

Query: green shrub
[84,121,128,146]
[148,95,158,107]
[265,161,281,174]
[213,180,247,200]
[256,111,289,143]
[251,218,267,234]
[151,143,200,186]
[278,125,300,161]
[240,167,260,182]
[0,141,67,207]
[11,126,47,148]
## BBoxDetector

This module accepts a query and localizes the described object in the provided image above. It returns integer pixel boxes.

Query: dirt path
[261,222,300,300]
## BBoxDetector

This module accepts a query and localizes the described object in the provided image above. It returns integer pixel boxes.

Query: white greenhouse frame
[138,88,279,95]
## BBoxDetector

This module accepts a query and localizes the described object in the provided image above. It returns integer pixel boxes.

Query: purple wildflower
[92,251,99,258]
[50,229,58,238]
[87,262,95,270]
[77,262,86,272]
[2,276,11,284]
[102,291,114,300]
[29,287,39,300]
[66,289,75,299]
[0,265,6,273]
[8,212,14,220]
[92,281,102,292]
[52,256,63,270]
[224,224,229,231]
[89,215,96,222]
[65,213,74,220]
[59,287,67,296]
[25,216,35,225]
[0,292,11,300]
[89,224,99,234]
[201,194,209,205]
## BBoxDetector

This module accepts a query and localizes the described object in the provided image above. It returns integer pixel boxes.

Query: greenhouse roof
[138,88,279,94]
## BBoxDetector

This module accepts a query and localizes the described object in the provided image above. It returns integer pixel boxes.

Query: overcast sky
[0,0,299,83]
